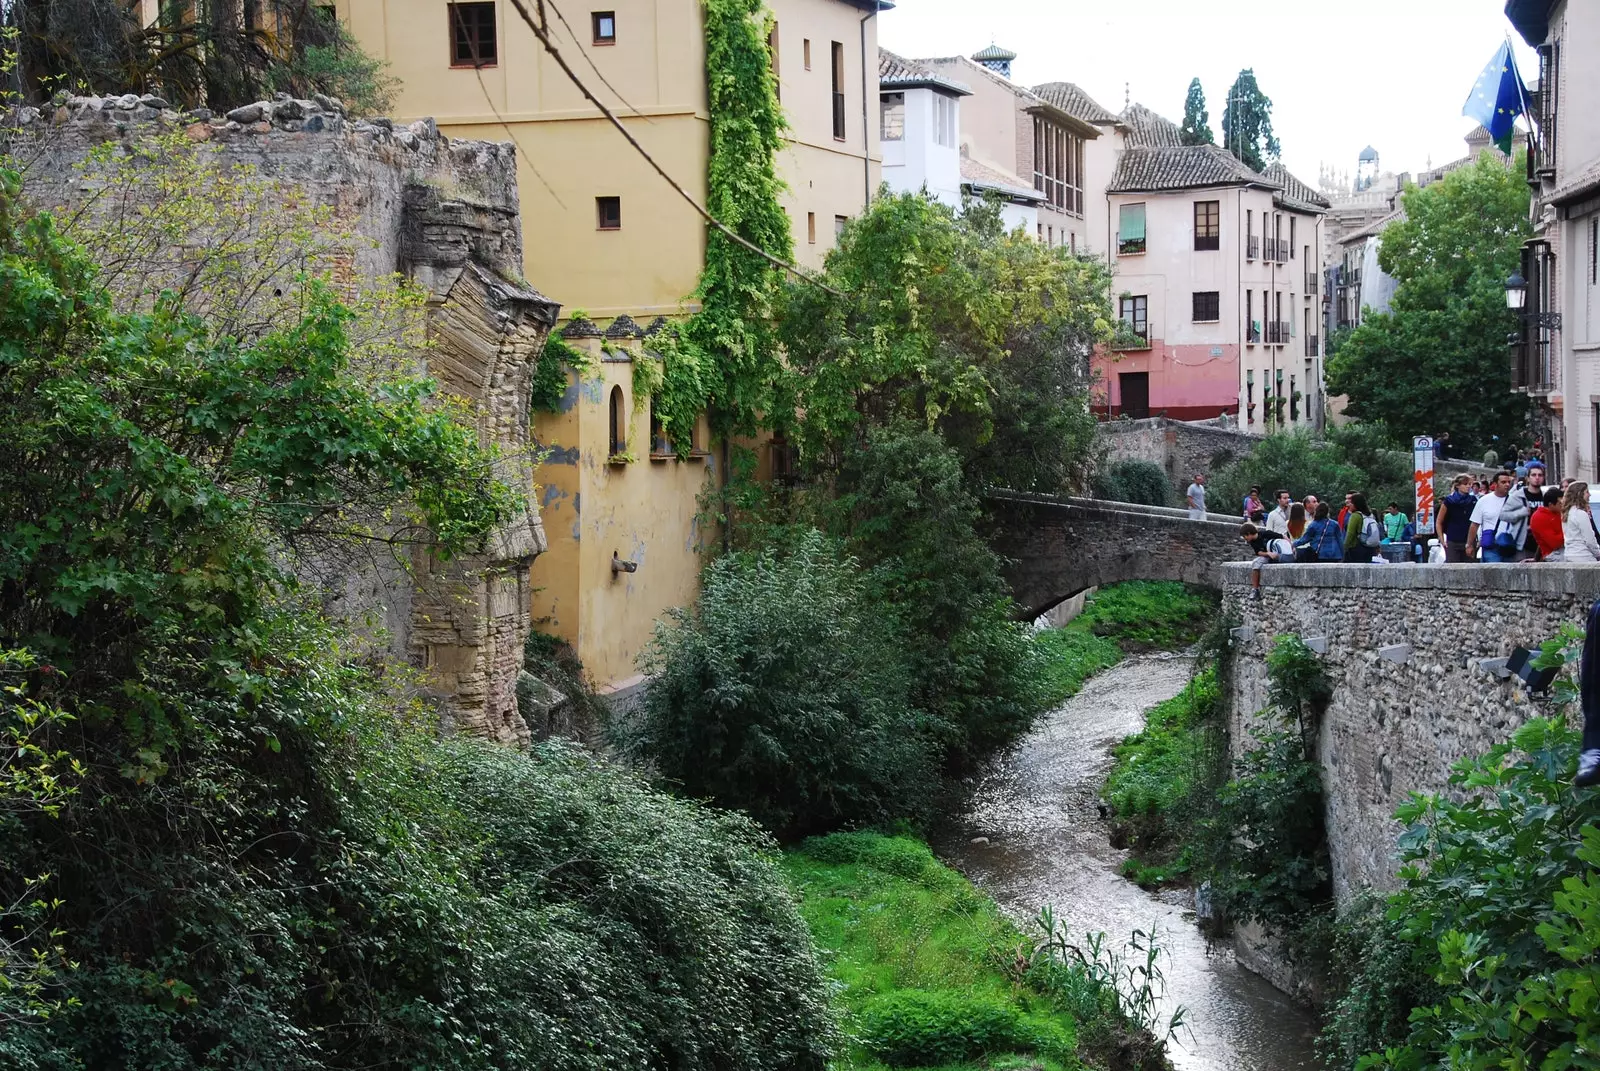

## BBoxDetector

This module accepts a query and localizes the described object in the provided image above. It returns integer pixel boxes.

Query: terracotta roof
[879,49,971,96]
[960,157,1042,202]
[1031,81,1119,125]
[1119,102,1184,148]
[1263,162,1330,212]
[1107,143,1280,194]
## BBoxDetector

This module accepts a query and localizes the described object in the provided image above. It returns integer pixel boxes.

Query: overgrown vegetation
[1208,424,1414,521]
[784,831,1173,1071]
[6,0,396,112]
[0,158,837,1068]
[1091,459,1174,508]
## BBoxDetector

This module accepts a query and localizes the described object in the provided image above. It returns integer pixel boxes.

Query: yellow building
[341,0,885,690]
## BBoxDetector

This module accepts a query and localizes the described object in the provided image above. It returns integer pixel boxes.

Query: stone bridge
[986,493,1252,618]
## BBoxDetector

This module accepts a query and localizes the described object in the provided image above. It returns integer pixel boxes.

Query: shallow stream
[937,653,1321,1070]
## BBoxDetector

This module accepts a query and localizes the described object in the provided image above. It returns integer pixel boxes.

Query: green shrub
[627,530,937,838]
[1091,458,1174,507]
[800,830,940,883]
[1075,581,1216,652]
[859,990,1028,1066]
[1104,669,1218,819]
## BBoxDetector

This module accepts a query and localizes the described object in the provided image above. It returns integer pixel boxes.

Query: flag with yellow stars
[1462,41,1528,154]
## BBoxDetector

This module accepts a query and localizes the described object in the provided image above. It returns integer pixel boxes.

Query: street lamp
[1504,270,1527,311]
[1505,270,1561,329]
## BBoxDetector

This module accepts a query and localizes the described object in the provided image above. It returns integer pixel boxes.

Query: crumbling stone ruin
[7,94,560,745]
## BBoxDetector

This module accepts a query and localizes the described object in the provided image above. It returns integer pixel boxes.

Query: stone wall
[1099,417,1261,496]
[9,96,560,745]
[1222,562,1600,902]
[987,493,1252,616]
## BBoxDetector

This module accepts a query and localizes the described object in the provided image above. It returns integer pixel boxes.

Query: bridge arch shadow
[986,493,1252,619]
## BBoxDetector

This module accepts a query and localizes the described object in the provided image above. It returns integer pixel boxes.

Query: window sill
[592,39,616,46]
[607,453,635,466]
[1193,319,1220,324]
[1117,249,1146,257]
[833,136,847,143]
[450,62,499,69]
[597,225,621,232]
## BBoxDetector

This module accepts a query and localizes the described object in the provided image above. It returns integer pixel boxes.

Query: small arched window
[649,398,667,454]
[609,385,626,456]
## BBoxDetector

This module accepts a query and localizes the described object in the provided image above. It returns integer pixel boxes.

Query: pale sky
[878,0,1538,189]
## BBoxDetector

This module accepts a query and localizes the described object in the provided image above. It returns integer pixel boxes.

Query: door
[1120,372,1150,419]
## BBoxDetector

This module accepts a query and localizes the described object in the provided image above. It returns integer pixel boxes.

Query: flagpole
[1506,32,1535,150]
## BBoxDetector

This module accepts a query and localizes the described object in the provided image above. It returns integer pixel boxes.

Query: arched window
[649,398,667,454]
[609,385,626,456]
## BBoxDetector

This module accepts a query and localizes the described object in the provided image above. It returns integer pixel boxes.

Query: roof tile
[879,49,972,96]
[1031,81,1119,125]
[1107,143,1280,194]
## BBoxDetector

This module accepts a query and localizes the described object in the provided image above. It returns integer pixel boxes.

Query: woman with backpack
[1342,493,1381,562]
[1295,503,1346,562]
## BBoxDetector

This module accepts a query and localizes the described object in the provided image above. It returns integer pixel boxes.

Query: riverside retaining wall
[1222,561,1600,902]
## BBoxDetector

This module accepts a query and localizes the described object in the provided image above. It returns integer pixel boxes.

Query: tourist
[1467,471,1516,562]
[1265,489,1294,536]
[1435,475,1477,562]
[1435,431,1451,460]
[1303,493,1320,520]
[1242,485,1264,519]
[1287,502,1308,542]
[1381,502,1409,544]
[1530,486,1566,561]
[1186,473,1207,521]
[1241,521,1295,593]
[1563,482,1600,564]
[1295,503,1346,562]
[1577,597,1600,787]
[1498,461,1545,561]
[1342,493,1381,562]
[1338,491,1358,529]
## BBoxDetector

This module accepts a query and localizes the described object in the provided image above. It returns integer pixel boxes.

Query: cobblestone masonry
[1222,562,1600,902]
[9,96,560,745]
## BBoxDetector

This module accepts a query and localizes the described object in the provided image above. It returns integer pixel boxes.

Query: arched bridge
[986,493,1253,619]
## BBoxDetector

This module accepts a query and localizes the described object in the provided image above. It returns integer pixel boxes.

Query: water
[937,653,1321,1070]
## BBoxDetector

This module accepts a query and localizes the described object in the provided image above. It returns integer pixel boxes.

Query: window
[834,214,848,239]
[933,94,956,148]
[649,399,669,454]
[1289,217,1296,258]
[881,93,905,141]
[1119,294,1148,340]
[1194,200,1219,250]
[608,385,626,456]
[767,23,780,97]
[591,10,615,44]
[1117,203,1146,254]
[1193,291,1220,322]
[1032,117,1084,215]
[449,2,497,67]
[1047,225,1054,246]
[807,212,816,244]
[830,41,845,140]
[596,196,621,230]
[803,38,811,70]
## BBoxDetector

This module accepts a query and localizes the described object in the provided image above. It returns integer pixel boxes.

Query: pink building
[1095,106,1328,430]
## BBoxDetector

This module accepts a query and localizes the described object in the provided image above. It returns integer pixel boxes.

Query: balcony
[1117,234,1146,255]
[1246,235,1259,260]
[1246,321,1261,344]
[1264,320,1291,344]
[1305,271,1318,294]
[1305,335,1319,357]
[1267,239,1289,263]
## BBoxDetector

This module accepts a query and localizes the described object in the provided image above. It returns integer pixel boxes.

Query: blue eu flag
[1462,41,1528,154]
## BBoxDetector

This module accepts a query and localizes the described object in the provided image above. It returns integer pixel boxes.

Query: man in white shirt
[1466,471,1515,561]
[1186,473,1207,520]
[1265,489,1294,536]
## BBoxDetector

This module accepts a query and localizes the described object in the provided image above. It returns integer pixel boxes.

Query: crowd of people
[1192,460,1600,588]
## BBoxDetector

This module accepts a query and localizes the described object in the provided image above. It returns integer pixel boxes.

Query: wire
[543,0,651,124]
[503,0,839,294]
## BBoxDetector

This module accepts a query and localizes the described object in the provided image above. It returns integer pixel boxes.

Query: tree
[5,0,396,112]
[1179,78,1214,146]
[1325,154,1531,454]
[1219,69,1280,172]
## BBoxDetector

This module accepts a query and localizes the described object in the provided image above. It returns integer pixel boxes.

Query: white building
[879,50,970,209]
[1509,0,1600,479]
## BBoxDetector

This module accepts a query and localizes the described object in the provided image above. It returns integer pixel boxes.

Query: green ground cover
[783,832,1089,1071]
[1033,582,1217,707]
[1100,669,1220,888]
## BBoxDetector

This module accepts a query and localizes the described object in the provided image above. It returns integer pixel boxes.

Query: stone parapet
[1222,561,1600,901]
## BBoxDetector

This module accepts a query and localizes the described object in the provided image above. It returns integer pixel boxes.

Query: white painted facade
[881,85,963,208]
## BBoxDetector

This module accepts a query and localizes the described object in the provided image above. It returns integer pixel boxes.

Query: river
[937,652,1322,1070]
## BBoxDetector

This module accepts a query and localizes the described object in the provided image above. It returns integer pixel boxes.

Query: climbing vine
[671,0,792,444]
